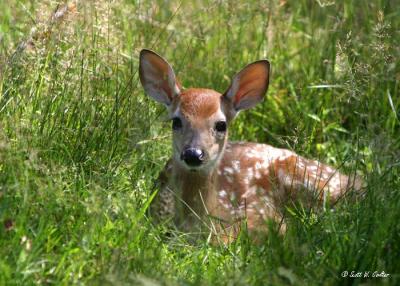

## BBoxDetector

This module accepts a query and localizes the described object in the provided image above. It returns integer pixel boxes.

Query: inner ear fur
[139,49,181,106]
[223,60,270,112]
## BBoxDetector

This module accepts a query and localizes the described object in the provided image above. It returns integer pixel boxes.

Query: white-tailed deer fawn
[139,49,362,243]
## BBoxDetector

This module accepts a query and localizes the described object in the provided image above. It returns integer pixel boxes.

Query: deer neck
[173,160,219,212]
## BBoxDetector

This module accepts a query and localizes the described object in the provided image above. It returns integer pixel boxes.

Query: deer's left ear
[223,60,270,113]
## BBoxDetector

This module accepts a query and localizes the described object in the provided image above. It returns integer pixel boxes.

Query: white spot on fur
[297,161,306,169]
[326,166,334,173]
[249,201,259,207]
[278,169,292,186]
[308,165,318,173]
[261,195,274,208]
[224,167,234,175]
[219,190,227,198]
[232,160,241,173]
[222,203,231,209]
[226,175,234,183]
[321,173,330,180]
[242,187,257,198]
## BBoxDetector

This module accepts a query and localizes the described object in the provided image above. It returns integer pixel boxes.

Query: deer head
[139,49,270,173]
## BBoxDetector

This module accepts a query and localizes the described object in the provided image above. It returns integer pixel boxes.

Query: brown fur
[177,88,221,120]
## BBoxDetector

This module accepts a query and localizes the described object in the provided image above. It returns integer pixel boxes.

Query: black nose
[181,148,204,167]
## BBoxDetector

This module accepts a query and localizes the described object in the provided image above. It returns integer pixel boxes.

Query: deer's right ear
[139,49,181,106]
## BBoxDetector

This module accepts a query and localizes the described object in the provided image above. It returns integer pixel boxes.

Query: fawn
[139,49,362,243]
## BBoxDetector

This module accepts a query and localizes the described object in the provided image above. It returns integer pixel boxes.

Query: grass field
[0,0,399,285]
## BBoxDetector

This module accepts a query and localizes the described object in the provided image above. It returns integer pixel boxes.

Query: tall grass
[0,0,399,285]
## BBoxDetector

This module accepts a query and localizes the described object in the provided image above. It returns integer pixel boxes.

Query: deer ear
[223,60,270,112]
[139,49,181,106]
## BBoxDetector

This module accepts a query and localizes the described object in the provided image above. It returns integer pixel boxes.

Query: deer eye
[172,117,182,130]
[215,121,227,132]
